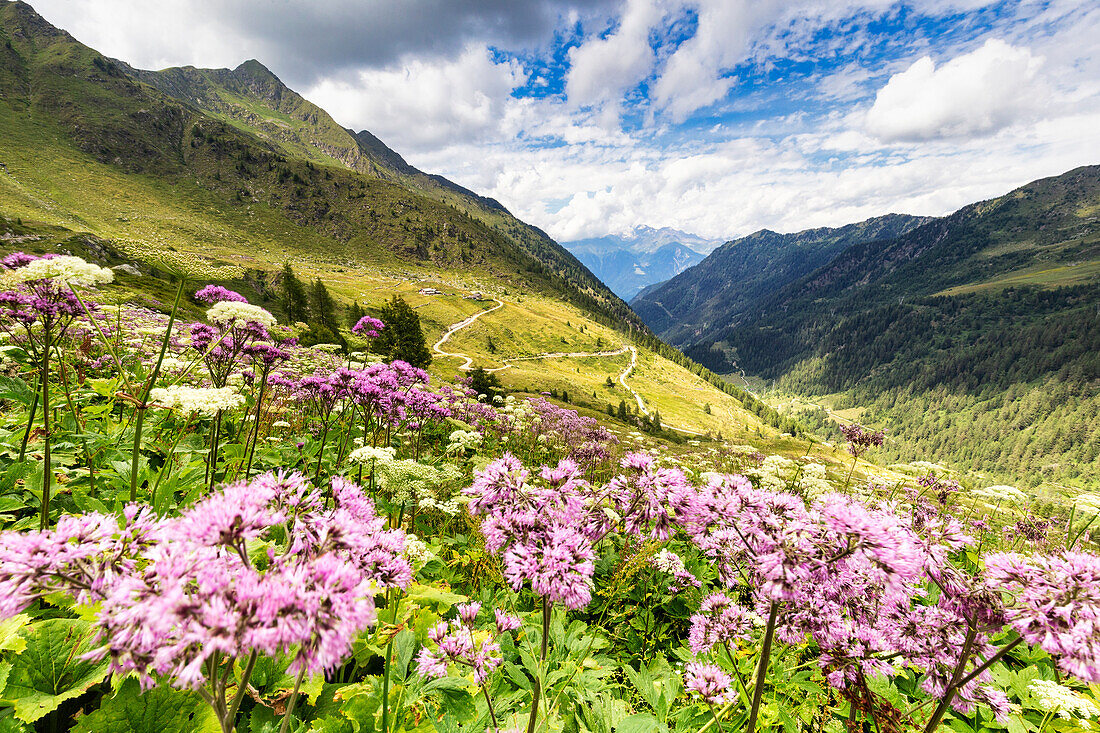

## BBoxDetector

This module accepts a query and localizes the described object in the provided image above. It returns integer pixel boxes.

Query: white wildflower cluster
[446,429,482,454]
[272,420,291,429]
[651,549,688,575]
[206,301,277,329]
[121,241,244,279]
[154,356,191,373]
[418,495,463,516]
[796,462,834,498]
[149,385,244,416]
[1028,680,1100,726]
[377,460,461,503]
[752,454,795,491]
[348,446,397,465]
[5,255,114,287]
[402,533,434,570]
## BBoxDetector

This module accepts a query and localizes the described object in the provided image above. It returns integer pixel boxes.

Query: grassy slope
[118,55,637,330]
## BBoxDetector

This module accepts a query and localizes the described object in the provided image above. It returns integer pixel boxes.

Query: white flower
[972,485,1028,505]
[149,385,244,416]
[348,446,396,465]
[1028,679,1100,723]
[446,429,482,453]
[402,533,434,568]
[652,549,687,575]
[5,255,114,287]
[272,420,291,429]
[206,301,277,329]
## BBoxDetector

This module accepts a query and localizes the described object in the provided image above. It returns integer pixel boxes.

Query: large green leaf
[72,678,220,733]
[1,618,110,723]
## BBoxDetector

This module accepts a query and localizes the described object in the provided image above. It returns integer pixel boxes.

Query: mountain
[563,226,718,299]
[681,166,1100,486]
[0,0,640,330]
[0,0,809,443]
[631,214,929,345]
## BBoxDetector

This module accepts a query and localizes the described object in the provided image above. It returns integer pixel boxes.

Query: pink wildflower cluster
[416,602,521,684]
[839,423,885,458]
[0,472,410,687]
[523,397,618,466]
[352,315,385,339]
[672,472,1017,717]
[684,661,735,705]
[688,592,755,654]
[985,551,1100,682]
[465,454,598,609]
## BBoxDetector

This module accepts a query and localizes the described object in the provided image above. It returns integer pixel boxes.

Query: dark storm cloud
[191,0,616,85]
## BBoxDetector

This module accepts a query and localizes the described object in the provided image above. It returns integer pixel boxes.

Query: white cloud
[304,47,526,150]
[565,0,665,112]
[865,39,1046,141]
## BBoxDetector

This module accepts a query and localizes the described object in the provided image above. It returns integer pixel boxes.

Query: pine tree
[469,367,504,402]
[617,400,628,421]
[310,278,340,333]
[374,295,432,368]
[280,263,309,324]
[346,302,365,331]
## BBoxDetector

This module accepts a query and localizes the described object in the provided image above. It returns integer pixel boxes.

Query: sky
[30,0,1100,243]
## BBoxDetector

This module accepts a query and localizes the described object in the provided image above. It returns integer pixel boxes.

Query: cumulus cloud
[565,0,666,112]
[26,0,1100,246]
[865,39,1046,141]
[304,47,526,150]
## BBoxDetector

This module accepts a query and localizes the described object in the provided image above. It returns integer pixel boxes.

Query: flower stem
[277,666,307,733]
[483,684,500,731]
[39,324,51,531]
[525,598,552,733]
[707,701,725,732]
[923,625,978,733]
[131,278,184,502]
[18,373,38,462]
[381,587,401,733]
[208,411,223,492]
[226,650,258,728]
[244,369,268,479]
[746,601,779,733]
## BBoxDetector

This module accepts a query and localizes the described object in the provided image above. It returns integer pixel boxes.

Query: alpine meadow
[0,2,1098,733]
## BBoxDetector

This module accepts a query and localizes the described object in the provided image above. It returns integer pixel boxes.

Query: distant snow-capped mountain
[563,227,723,300]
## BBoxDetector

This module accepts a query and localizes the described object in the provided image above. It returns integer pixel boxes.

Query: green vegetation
[675,166,1100,487]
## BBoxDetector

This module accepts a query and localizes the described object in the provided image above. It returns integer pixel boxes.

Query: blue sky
[32,0,1100,242]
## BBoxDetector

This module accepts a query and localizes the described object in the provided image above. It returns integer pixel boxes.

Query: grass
[935,258,1100,295]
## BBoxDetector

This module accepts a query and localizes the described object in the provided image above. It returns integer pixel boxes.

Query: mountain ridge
[632,213,930,344]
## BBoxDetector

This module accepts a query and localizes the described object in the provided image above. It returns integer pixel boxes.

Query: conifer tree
[374,295,432,368]
[310,278,340,333]
[279,263,309,324]
[346,302,365,331]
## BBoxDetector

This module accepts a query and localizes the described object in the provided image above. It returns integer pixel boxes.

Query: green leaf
[72,677,220,733]
[392,629,417,681]
[615,712,664,733]
[1,619,110,723]
[404,583,467,611]
[0,614,31,654]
